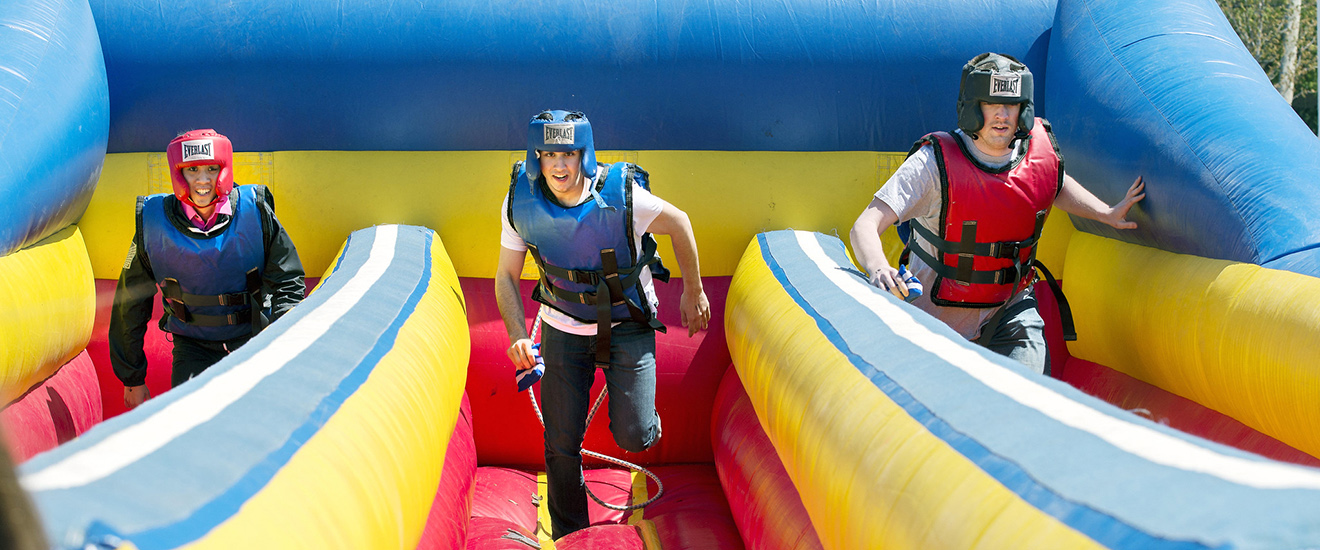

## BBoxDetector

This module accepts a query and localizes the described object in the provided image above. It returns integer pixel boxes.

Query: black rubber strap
[182,310,254,327]
[245,267,264,335]
[908,240,1024,286]
[596,250,616,369]
[956,221,977,284]
[910,220,1040,259]
[1032,259,1076,341]
[159,278,249,308]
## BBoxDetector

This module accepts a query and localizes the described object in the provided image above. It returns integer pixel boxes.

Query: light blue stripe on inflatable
[756,230,1320,550]
[21,225,432,549]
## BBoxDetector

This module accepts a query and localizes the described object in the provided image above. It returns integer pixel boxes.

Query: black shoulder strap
[507,161,523,235]
[1032,260,1075,341]
[134,196,152,275]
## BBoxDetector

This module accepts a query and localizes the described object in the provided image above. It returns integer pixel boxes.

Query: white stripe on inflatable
[792,231,1320,490]
[22,226,401,492]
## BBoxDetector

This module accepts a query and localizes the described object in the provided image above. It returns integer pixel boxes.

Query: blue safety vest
[140,184,266,341]
[507,161,669,328]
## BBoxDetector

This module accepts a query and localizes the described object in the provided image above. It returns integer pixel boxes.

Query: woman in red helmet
[108,129,305,409]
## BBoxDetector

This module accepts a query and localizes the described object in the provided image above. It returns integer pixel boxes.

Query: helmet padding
[957,53,1035,139]
[526,110,597,182]
[166,129,234,206]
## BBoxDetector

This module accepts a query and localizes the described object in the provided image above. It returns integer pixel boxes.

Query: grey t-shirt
[874,130,1031,340]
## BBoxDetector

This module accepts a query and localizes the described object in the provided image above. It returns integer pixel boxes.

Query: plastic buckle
[994,242,1020,259]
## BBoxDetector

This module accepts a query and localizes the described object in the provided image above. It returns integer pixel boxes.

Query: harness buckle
[993,267,1019,285]
[992,242,1021,259]
[570,271,599,285]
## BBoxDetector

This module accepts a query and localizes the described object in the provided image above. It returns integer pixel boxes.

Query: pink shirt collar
[181,192,232,231]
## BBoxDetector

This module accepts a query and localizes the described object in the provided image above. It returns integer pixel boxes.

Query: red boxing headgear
[166,129,234,206]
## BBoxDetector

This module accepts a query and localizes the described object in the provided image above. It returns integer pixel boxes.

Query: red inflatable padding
[711,367,822,550]
[1057,357,1320,467]
[469,468,539,533]
[1032,280,1073,377]
[463,276,732,468]
[556,524,645,550]
[644,465,746,550]
[464,465,744,548]
[418,393,478,550]
[466,467,635,537]
[462,517,537,550]
[2,350,102,463]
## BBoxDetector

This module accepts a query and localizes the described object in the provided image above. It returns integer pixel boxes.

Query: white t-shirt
[874,130,1032,340]
[500,172,667,336]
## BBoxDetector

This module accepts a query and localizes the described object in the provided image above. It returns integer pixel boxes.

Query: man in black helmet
[496,109,711,539]
[850,52,1145,374]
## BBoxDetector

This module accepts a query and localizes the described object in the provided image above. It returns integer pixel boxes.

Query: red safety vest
[906,118,1062,308]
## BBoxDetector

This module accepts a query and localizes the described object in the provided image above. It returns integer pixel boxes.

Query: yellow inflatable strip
[87,151,913,280]
[0,225,94,405]
[627,471,648,525]
[536,472,557,549]
[726,238,1101,550]
[184,231,470,549]
[1065,232,1320,460]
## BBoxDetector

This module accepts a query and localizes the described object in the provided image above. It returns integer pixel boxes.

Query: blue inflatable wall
[1046,0,1320,270]
[0,0,108,257]
[91,0,1055,153]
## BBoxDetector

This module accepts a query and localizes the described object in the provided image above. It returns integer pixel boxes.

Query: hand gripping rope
[522,307,665,512]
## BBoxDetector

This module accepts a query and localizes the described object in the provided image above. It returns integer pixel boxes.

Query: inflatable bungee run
[4,0,1320,548]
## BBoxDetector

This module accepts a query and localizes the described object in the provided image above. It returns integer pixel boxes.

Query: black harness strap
[159,268,264,334]
[910,220,1041,259]
[907,241,1027,287]
[245,268,265,334]
[160,279,249,308]
[1032,259,1076,341]
[596,249,621,369]
[956,221,978,284]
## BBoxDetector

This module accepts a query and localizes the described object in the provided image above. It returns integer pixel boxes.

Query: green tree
[1218,0,1318,131]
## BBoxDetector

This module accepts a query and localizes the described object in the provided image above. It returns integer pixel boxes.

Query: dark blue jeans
[170,334,250,387]
[979,293,1050,376]
[540,321,660,539]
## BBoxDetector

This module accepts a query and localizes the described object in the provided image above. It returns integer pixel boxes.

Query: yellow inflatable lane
[728,230,1320,550]
[0,225,95,405]
[1065,231,1320,459]
[21,225,468,550]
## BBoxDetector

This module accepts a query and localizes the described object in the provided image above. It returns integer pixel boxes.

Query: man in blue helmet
[495,109,711,539]
[850,53,1146,375]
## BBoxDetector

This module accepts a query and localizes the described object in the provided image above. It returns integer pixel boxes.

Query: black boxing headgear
[957,53,1035,139]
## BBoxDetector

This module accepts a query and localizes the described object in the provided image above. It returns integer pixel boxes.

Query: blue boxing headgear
[526,110,597,182]
[957,53,1035,139]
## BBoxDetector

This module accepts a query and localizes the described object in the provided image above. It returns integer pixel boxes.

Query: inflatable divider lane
[1065,232,1320,461]
[0,226,95,406]
[20,225,470,550]
[726,230,1320,550]
[0,0,108,257]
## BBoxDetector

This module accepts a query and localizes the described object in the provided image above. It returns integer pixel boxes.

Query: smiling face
[181,164,223,208]
[975,102,1021,157]
[537,149,586,203]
